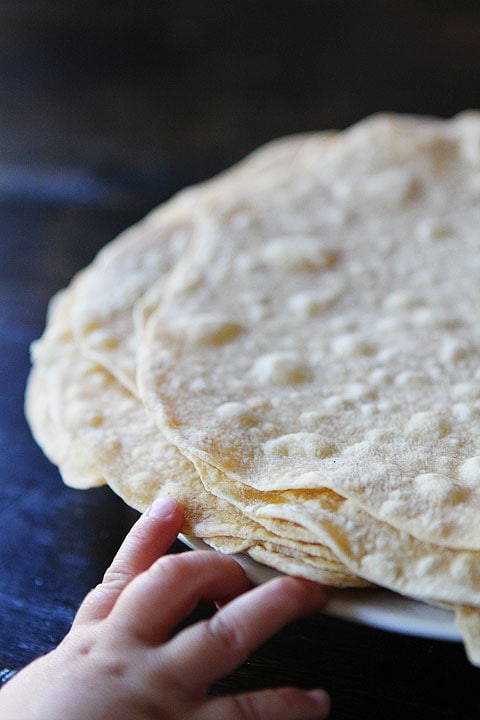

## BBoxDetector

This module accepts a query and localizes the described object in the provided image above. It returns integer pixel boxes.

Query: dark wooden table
[2,3,480,718]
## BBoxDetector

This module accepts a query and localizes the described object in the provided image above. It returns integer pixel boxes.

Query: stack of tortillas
[26,112,480,664]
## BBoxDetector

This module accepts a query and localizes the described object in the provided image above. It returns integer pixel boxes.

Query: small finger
[204,686,330,720]
[106,550,250,642]
[73,497,183,626]
[163,575,327,693]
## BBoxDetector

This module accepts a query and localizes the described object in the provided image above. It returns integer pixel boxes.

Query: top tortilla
[137,112,480,551]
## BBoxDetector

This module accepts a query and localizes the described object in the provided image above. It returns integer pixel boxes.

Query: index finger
[73,497,183,626]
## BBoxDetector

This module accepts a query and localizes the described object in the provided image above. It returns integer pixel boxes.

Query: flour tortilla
[137,112,480,551]
[25,112,480,665]
[25,286,104,489]
[26,281,363,585]
[192,458,480,607]
[70,132,330,394]
[455,606,480,666]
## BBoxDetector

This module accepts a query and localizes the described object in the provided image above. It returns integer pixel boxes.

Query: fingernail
[147,497,178,519]
[307,689,331,716]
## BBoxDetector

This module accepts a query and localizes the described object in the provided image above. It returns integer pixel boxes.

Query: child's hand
[0,497,330,719]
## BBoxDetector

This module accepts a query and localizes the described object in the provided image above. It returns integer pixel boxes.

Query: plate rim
[178,533,461,642]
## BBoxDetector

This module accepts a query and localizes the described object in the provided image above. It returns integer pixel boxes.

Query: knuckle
[101,567,132,591]
[145,551,191,582]
[206,610,244,654]
[231,687,319,720]
[146,549,217,583]
[231,692,265,720]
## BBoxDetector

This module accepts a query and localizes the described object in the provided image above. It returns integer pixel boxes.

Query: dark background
[2,2,480,718]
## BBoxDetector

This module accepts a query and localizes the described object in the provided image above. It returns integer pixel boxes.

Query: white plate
[179,534,461,642]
